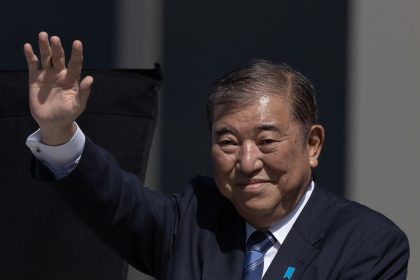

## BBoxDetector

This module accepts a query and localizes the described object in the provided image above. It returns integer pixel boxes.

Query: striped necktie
[243,230,277,280]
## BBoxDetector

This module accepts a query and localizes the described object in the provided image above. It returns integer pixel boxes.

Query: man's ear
[307,124,325,168]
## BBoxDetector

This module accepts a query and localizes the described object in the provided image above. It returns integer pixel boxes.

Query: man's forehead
[212,94,290,119]
[211,96,293,138]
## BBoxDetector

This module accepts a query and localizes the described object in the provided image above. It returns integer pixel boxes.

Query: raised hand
[24,32,93,145]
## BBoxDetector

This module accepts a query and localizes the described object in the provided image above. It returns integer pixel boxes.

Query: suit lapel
[263,184,331,280]
[262,227,319,280]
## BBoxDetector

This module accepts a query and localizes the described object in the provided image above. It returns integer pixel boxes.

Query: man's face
[211,94,320,229]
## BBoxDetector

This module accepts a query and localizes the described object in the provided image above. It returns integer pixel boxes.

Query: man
[24,32,409,279]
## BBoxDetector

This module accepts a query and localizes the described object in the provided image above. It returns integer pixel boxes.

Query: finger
[50,36,66,70]
[67,40,83,82]
[23,43,39,73]
[38,31,52,68]
[78,76,94,109]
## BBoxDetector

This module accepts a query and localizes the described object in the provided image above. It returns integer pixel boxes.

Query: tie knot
[246,230,277,254]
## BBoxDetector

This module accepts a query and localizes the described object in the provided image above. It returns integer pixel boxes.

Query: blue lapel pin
[283,266,295,279]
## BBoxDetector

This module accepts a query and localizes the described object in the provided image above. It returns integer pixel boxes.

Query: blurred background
[0,0,418,279]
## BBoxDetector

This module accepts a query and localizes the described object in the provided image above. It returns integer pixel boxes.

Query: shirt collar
[246,180,315,245]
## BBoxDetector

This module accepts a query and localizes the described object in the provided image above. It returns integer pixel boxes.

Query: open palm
[24,32,93,144]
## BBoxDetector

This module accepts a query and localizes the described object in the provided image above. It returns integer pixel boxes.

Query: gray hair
[206,59,318,136]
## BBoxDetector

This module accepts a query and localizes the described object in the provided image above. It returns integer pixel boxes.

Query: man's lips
[235,179,271,190]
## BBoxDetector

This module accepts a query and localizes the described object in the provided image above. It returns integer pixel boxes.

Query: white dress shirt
[26,123,85,179]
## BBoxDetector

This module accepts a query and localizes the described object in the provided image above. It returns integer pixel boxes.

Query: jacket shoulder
[322,186,406,237]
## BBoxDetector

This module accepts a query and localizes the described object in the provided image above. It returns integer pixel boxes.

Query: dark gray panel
[161,0,348,194]
[0,0,116,69]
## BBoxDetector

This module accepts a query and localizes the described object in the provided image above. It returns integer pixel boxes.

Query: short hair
[206,59,318,136]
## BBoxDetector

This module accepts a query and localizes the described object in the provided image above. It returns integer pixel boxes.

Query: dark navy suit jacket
[34,138,409,279]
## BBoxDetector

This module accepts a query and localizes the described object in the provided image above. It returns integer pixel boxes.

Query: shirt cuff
[26,123,85,167]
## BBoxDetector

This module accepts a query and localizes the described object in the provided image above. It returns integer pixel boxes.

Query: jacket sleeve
[339,222,410,280]
[32,137,179,278]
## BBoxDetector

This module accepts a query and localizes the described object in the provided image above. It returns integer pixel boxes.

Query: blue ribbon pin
[283,266,295,280]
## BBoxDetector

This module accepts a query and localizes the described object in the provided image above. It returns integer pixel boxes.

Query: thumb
[78,75,93,109]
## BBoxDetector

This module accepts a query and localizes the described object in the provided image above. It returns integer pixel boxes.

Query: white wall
[347,0,420,278]
[115,0,162,279]
[115,0,162,69]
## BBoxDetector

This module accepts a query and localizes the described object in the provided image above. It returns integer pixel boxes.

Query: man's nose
[236,141,263,174]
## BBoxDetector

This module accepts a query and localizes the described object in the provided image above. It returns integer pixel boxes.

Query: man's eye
[219,140,236,147]
[259,139,275,145]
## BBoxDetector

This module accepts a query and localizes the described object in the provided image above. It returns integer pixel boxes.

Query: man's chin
[237,203,278,229]
[238,198,275,218]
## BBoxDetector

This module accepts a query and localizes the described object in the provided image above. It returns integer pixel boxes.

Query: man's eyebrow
[213,126,236,137]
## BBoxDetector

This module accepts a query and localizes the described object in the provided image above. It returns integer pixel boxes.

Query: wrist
[39,122,77,146]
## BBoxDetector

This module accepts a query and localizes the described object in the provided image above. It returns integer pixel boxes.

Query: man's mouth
[236,179,271,191]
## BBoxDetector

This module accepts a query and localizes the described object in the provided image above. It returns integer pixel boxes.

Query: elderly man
[24,32,409,280]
